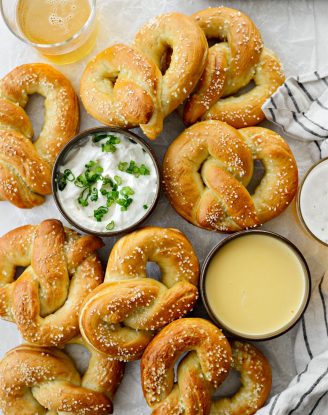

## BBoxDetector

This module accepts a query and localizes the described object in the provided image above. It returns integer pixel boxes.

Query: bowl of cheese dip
[53,127,160,236]
[200,230,311,340]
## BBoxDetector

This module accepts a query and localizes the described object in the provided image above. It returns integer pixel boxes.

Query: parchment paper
[0,1,328,413]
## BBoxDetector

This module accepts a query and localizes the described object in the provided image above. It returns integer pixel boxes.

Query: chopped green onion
[101,135,121,153]
[143,204,148,209]
[78,187,91,207]
[92,133,109,142]
[120,186,134,196]
[117,160,151,177]
[106,221,115,230]
[90,188,98,202]
[58,169,75,191]
[94,206,108,222]
[114,175,122,185]
[117,197,133,211]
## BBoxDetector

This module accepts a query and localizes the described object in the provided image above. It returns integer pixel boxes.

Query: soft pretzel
[0,63,79,208]
[0,219,104,346]
[79,227,199,361]
[212,341,272,415]
[140,318,232,414]
[80,13,208,139]
[183,7,285,127]
[163,120,298,232]
[0,336,124,415]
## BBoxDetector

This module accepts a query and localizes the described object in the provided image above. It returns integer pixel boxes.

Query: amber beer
[17,0,97,64]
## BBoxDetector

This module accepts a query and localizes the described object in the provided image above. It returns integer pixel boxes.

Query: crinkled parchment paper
[0,1,328,413]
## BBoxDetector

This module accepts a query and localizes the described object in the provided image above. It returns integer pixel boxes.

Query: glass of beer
[0,0,97,65]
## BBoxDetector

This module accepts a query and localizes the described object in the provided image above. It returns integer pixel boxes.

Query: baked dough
[163,121,298,232]
[0,219,103,346]
[183,7,285,127]
[0,64,79,208]
[79,226,199,360]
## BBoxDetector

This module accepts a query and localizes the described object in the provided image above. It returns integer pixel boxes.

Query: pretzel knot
[163,120,298,232]
[141,319,271,415]
[80,13,208,139]
[0,219,104,346]
[141,318,231,414]
[0,64,79,208]
[79,227,199,361]
[183,7,285,127]
[0,337,125,415]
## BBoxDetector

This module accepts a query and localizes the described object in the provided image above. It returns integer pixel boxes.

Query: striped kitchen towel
[257,271,328,415]
[262,69,328,158]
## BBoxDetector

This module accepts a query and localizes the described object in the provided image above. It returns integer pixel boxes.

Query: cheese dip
[55,130,159,234]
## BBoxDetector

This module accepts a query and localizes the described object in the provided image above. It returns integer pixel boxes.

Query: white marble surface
[0,0,328,413]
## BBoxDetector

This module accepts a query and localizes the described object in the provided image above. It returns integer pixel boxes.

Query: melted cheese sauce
[205,234,308,339]
[300,159,328,245]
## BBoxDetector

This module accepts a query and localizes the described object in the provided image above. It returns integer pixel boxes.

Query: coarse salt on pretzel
[0,219,104,346]
[163,120,298,232]
[183,7,285,127]
[0,336,124,415]
[79,226,199,361]
[0,63,79,208]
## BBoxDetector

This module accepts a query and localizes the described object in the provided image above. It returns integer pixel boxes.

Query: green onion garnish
[143,204,148,209]
[78,187,91,207]
[117,197,133,211]
[120,186,134,196]
[94,206,108,222]
[114,175,122,185]
[117,160,150,177]
[58,169,75,191]
[106,221,115,230]
[101,135,121,153]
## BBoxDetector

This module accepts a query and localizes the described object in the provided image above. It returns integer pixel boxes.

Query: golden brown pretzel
[80,13,208,139]
[0,64,79,208]
[79,227,199,361]
[183,7,285,127]
[0,337,124,415]
[140,318,232,414]
[163,121,298,232]
[0,219,104,346]
[212,341,272,415]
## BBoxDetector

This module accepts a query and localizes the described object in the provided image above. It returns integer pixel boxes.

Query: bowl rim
[200,229,312,341]
[296,156,328,247]
[52,126,161,238]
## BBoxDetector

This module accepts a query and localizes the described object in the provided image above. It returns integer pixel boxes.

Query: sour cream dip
[298,158,328,245]
[53,128,160,235]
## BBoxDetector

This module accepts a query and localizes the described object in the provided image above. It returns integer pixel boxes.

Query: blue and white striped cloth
[262,69,328,158]
[258,271,328,414]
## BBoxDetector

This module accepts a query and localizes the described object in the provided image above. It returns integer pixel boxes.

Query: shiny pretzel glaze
[80,13,208,139]
[79,226,199,360]
[141,319,271,415]
[163,120,298,232]
[0,337,124,415]
[0,64,79,208]
[0,219,104,346]
[184,7,285,127]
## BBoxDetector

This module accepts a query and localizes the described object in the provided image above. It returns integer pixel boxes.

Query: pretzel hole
[146,262,162,281]
[65,343,90,374]
[247,159,265,195]
[14,266,25,281]
[234,79,256,97]
[207,37,226,48]
[160,46,173,75]
[25,94,45,142]
[212,368,241,399]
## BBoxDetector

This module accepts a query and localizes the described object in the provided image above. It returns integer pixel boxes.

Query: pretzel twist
[163,120,298,232]
[141,318,232,414]
[80,13,208,139]
[183,7,285,127]
[0,64,79,208]
[79,227,199,361]
[0,219,104,346]
[0,337,124,415]
[141,319,271,415]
